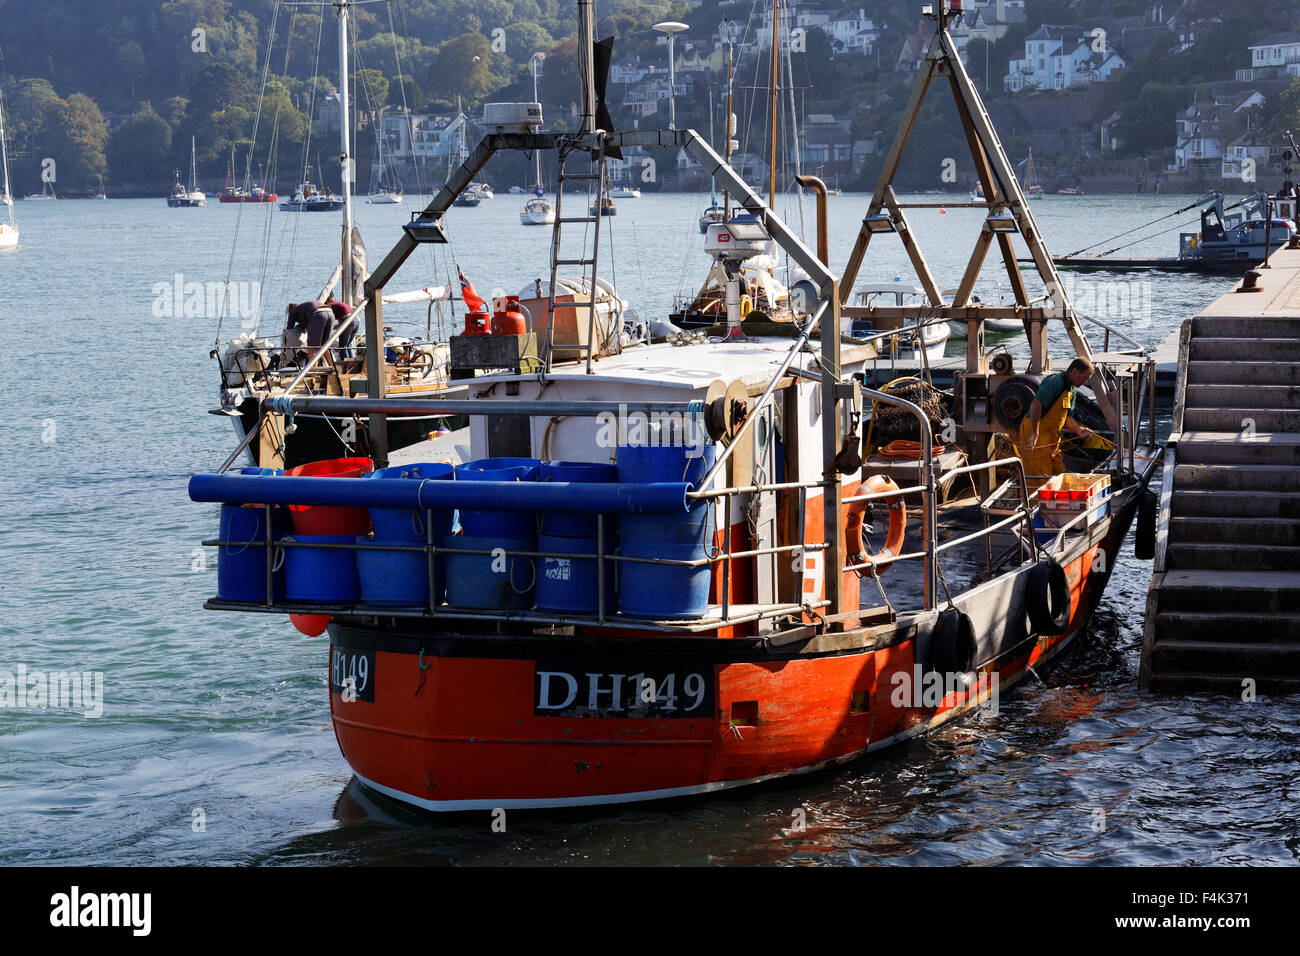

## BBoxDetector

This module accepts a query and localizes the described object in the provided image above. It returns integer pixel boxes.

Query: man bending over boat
[1016,357,1097,476]
[284,300,339,366]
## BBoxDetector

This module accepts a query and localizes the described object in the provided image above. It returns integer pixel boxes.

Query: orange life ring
[845,475,906,576]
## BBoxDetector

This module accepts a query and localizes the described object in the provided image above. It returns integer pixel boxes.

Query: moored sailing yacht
[192,2,1160,812]
[0,94,16,249]
[168,138,206,206]
[1024,148,1044,198]
[519,55,555,226]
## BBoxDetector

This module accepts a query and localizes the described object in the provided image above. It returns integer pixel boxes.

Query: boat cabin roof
[471,336,875,394]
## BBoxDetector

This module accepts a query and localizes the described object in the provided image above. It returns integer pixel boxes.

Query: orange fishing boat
[190,0,1161,812]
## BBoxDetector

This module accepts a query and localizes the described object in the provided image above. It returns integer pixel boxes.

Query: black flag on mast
[592,36,623,160]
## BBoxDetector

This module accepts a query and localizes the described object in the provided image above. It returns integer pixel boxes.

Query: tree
[505,22,556,64]
[109,103,174,187]
[47,93,108,189]
[388,74,426,112]
[429,33,495,106]
[351,69,390,119]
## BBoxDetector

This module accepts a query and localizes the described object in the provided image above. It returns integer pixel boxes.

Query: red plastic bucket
[285,457,374,535]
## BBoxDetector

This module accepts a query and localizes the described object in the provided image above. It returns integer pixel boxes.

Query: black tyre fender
[1135,489,1157,560]
[929,606,978,687]
[1027,558,1071,636]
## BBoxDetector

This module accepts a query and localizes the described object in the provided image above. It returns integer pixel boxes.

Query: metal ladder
[544,135,608,374]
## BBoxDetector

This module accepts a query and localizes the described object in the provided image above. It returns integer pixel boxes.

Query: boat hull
[325,482,1145,811]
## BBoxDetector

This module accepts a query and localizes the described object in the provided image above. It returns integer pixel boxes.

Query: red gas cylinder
[462,309,491,335]
[492,295,527,335]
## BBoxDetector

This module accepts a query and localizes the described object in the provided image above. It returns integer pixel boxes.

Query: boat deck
[858,494,1032,615]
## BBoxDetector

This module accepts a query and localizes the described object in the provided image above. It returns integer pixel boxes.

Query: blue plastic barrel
[216,467,284,602]
[535,533,616,613]
[364,462,455,541]
[444,534,535,610]
[217,502,286,602]
[454,458,540,536]
[540,460,617,536]
[356,534,438,606]
[617,540,711,620]
[616,438,715,487]
[283,534,360,603]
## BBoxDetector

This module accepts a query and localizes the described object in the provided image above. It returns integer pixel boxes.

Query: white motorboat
[610,184,640,198]
[847,282,951,361]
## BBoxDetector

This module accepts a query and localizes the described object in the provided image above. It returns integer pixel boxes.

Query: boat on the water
[610,184,640,198]
[1023,149,1043,199]
[168,138,207,207]
[280,168,344,212]
[1043,190,1297,274]
[519,58,555,226]
[590,193,616,216]
[0,96,17,249]
[698,196,725,233]
[191,0,1160,813]
[520,189,555,225]
[848,282,951,360]
[220,152,277,203]
[1058,185,1084,196]
[453,186,484,207]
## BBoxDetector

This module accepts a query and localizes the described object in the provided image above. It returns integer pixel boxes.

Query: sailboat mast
[767,0,779,207]
[337,0,355,305]
[532,55,543,189]
[0,93,12,219]
[784,6,806,239]
[723,22,733,217]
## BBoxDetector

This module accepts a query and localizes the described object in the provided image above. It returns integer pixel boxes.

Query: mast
[578,0,596,136]
[783,5,806,239]
[190,136,198,192]
[337,0,355,305]
[532,54,544,189]
[767,0,779,206]
[0,91,12,220]
[723,20,734,218]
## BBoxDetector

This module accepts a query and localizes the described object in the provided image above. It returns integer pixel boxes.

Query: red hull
[326,514,1128,811]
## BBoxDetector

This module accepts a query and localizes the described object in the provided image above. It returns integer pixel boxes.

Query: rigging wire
[1062,195,1250,258]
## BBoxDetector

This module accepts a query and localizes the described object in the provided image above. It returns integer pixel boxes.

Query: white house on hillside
[1004,25,1126,91]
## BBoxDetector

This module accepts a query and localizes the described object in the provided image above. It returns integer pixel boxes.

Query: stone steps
[1171,489,1300,519]
[1181,407,1300,431]
[1186,361,1300,385]
[1175,432,1300,465]
[1172,462,1300,492]
[1191,337,1300,361]
[1169,515,1300,546]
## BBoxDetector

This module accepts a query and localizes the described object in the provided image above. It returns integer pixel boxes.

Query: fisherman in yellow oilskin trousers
[1015,357,1097,476]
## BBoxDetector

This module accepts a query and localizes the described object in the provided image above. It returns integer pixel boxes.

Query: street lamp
[654,21,688,130]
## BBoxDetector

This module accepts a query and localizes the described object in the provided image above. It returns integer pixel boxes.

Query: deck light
[864,212,900,233]
[403,213,448,243]
[984,210,1018,233]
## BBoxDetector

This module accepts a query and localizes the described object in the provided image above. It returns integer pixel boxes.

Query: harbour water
[1,192,1295,865]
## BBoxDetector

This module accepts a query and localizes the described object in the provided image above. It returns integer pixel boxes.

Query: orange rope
[877,439,946,460]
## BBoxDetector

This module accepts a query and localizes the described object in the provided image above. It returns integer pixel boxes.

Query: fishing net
[867,378,951,446]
